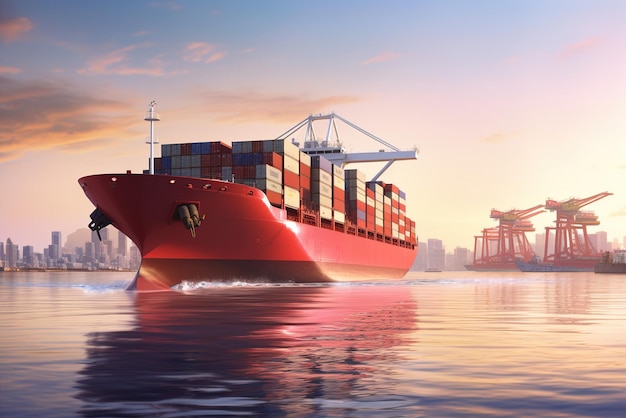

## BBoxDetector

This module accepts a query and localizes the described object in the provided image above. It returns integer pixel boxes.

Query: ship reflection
[75,283,418,417]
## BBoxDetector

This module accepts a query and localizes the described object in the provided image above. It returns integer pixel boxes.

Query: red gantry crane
[541,192,613,269]
[466,204,545,271]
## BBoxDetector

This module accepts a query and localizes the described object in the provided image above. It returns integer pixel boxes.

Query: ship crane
[275,113,419,181]
[543,192,613,264]
[467,204,545,271]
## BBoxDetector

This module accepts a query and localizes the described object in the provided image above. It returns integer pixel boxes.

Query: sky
[1,0,625,253]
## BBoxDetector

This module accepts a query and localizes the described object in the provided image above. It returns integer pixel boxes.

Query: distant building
[411,241,428,271]
[451,247,470,270]
[596,231,609,252]
[51,231,62,250]
[23,245,35,266]
[427,238,445,271]
[5,238,18,268]
[118,231,128,256]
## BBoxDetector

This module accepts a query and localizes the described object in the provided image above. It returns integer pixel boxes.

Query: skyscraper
[118,230,128,256]
[52,231,62,250]
[427,238,445,270]
[5,238,18,268]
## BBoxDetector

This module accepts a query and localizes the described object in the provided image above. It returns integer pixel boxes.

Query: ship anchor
[175,204,205,237]
[88,208,113,241]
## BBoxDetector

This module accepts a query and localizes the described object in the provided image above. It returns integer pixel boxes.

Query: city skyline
[1,1,625,252]
[2,225,623,272]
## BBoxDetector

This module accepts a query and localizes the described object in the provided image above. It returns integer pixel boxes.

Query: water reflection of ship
[75,284,417,416]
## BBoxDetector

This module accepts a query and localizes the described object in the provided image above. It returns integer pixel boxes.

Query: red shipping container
[333,200,345,212]
[300,162,311,178]
[265,189,282,207]
[181,143,192,155]
[300,174,311,190]
[201,166,221,178]
[283,169,299,189]
[262,152,283,168]
[232,166,246,179]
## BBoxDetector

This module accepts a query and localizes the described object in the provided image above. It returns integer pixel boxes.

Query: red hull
[79,173,417,290]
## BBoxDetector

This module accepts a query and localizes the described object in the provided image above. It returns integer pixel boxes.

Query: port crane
[468,204,545,270]
[542,192,613,264]
[276,113,418,181]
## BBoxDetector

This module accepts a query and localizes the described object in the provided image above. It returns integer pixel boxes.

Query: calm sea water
[1,270,625,417]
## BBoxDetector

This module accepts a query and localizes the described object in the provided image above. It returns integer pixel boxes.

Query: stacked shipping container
[154,139,416,246]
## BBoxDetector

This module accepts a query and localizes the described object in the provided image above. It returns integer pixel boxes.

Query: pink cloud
[77,44,169,76]
[481,133,509,144]
[195,90,362,124]
[0,17,33,42]
[559,38,602,58]
[0,76,137,162]
[0,66,21,74]
[361,52,400,65]
[183,42,226,63]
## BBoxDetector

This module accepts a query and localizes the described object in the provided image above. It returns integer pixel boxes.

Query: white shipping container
[334,210,345,224]
[332,164,344,179]
[345,168,366,182]
[236,178,281,193]
[376,216,384,227]
[299,151,311,166]
[333,176,345,191]
[283,154,300,174]
[256,164,282,184]
[320,205,333,220]
[313,193,332,208]
[312,182,332,197]
[284,185,300,209]
[346,178,366,189]
[272,139,301,160]
[311,169,332,186]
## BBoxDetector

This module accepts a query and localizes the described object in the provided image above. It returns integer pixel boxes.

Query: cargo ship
[594,251,626,274]
[515,257,598,272]
[79,106,419,290]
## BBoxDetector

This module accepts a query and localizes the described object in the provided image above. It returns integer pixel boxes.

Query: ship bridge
[276,113,419,181]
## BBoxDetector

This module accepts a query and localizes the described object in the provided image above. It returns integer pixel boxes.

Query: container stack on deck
[154,139,416,246]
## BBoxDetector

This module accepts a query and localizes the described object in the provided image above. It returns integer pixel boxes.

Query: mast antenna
[144,100,160,175]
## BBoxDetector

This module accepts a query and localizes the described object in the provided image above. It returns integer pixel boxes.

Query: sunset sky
[1,0,625,253]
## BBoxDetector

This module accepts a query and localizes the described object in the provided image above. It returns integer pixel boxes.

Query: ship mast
[144,101,160,175]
